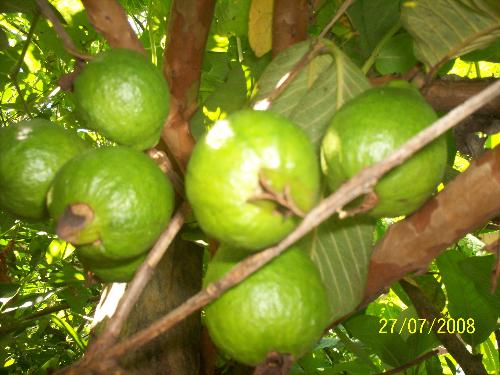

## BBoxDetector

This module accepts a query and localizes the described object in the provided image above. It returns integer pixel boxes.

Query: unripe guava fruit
[0,119,89,220]
[204,245,331,366]
[186,110,320,251]
[47,146,174,260]
[321,85,447,217]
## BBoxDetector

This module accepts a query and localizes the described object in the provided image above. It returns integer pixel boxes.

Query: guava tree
[0,0,500,374]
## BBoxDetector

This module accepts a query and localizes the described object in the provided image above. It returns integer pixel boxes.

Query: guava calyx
[56,203,95,243]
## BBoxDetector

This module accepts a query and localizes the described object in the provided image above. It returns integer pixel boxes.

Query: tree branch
[254,0,355,109]
[364,144,500,300]
[80,0,145,54]
[35,0,92,60]
[85,74,500,364]
[82,203,189,360]
[375,349,440,375]
[161,0,215,169]
[272,0,309,57]
[400,280,488,375]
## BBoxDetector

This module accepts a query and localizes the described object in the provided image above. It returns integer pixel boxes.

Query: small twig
[10,11,40,82]
[8,11,40,118]
[375,349,440,375]
[253,0,356,109]
[248,177,305,218]
[146,148,185,197]
[35,0,92,61]
[484,238,500,291]
[92,75,500,363]
[82,203,190,360]
[337,191,378,219]
[318,0,355,39]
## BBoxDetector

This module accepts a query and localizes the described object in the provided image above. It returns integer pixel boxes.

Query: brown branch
[35,0,92,60]
[400,280,488,375]
[272,0,309,57]
[0,296,100,336]
[82,203,190,361]
[146,148,185,198]
[370,77,500,117]
[80,0,145,54]
[161,0,215,169]
[424,79,500,117]
[375,349,440,375]
[364,144,500,300]
[83,76,500,364]
[254,0,355,108]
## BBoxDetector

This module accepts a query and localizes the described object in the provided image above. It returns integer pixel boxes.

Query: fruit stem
[249,177,306,218]
[56,203,94,243]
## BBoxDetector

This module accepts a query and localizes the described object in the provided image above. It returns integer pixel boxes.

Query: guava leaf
[436,251,498,347]
[401,0,500,67]
[303,216,375,322]
[347,0,401,58]
[215,0,252,37]
[254,39,369,147]
[248,0,274,57]
[375,33,418,75]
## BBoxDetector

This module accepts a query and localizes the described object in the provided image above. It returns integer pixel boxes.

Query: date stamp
[379,318,476,335]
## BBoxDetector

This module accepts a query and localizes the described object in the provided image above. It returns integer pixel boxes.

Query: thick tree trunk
[120,236,203,374]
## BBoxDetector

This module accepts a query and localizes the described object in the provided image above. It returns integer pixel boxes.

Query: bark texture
[365,146,500,300]
[120,236,203,375]
[272,0,309,57]
[162,0,215,169]
[81,0,145,54]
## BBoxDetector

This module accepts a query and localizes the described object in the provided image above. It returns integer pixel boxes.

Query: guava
[203,245,331,366]
[321,85,447,217]
[76,243,146,283]
[0,119,89,220]
[47,146,174,260]
[73,48,169,150]
[186,110,320,251]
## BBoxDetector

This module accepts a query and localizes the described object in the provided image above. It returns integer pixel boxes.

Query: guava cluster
[0,48,174,282]
[185,84,447,366]
[0,43,448,367]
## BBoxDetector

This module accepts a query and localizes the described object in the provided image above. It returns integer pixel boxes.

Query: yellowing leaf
[248,0,273,57]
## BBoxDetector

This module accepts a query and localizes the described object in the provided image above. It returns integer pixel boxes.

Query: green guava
[73,48,169,150]
[204,245,331,366]
[47,146,174,260]
[186,110,320,251]
[0,119,89,220]
[321,85,447,217]
[76,243,146,283]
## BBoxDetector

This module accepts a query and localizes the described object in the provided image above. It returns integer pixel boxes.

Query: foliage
[0,0,499,374]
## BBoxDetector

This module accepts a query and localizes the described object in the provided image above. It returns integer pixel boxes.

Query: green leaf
[49,315,86,351]
[436,251,498,347]
[415,274,447,312]
[214,0,251,37]
[254,40,370,148]
[375,33,418,74]
[458,254,500,311]
[343,314,410,367]
[480,334,500,374]
[254,40,333,119]
[190,60,248,140]
[303,216,375,322]
[0,211,16,234]
[347,0,401,58]
[401,0,500,67]
[461,40,500,62]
